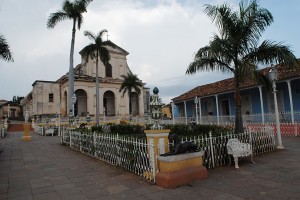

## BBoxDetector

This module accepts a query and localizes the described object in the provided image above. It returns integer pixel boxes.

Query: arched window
[105,63,112,77]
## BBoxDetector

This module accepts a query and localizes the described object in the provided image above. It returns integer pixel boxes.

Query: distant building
[162,104,172,119]
[21,41,150,119]
[0,100,22,119]
[172,63,300,124]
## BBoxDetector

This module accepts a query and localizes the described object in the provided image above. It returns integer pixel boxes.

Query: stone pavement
[0,132,300,200]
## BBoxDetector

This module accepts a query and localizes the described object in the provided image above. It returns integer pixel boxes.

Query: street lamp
[170,102,175,125]
[269,67,284,149]
[194,96,199,124]
[71,93,77,117]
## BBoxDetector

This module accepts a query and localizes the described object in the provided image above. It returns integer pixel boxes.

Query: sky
[1,0,300,104]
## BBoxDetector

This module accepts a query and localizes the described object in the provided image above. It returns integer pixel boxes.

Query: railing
[32,111,300,127]
[62,131,156,182]
[246,122,300,137]
[34,124,68,136]
[34,125,43,135]
[0,126,7,138]
[60,125,276,182]
[175,128,275,169]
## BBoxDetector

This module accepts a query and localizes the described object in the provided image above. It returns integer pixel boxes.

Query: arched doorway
[75,89,87,116]
[130,92,139,116]
[103,91,115,116]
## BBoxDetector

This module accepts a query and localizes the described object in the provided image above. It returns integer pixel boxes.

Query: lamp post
[71,93,77,117]
[194,97,199,124]
[269,67,284,149]
[170,102,175,125]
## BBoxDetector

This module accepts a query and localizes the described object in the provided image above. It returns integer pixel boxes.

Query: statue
[25,108,29,123]
[160,133,198,156]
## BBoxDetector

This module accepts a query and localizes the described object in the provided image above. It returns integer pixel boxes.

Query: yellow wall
[162,105,171,118]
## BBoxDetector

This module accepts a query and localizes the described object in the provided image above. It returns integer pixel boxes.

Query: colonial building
[21,41,150,119]
[172,63,300,124]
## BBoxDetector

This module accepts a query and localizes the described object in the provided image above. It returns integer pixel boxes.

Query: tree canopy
[0,34,13,62]
[186,0,298,133]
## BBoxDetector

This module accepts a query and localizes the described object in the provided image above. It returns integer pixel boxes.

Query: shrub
[108,124,146,138]
[164,124,233,138]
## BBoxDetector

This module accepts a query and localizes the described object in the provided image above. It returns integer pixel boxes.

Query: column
[215,95,219,125]
[184,101,187,125]
[198,98,202,124]
[258,86,265,124]
[138,94,144,117]
[287,80,294,124]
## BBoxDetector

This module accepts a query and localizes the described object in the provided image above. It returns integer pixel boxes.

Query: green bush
[109,124,146,138]
[164,124,233,138]
[91,125,103,133]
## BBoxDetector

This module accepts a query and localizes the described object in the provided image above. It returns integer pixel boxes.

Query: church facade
[21,41,150,119]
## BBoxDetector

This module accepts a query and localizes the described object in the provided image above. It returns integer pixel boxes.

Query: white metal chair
[227,138,254,168]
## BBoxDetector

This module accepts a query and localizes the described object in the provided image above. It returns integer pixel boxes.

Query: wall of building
[32,82,60,116]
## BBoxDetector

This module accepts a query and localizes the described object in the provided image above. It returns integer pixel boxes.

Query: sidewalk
[0,132,300,200]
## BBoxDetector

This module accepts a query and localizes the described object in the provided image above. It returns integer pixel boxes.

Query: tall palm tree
[80,30,110,126]
[119,73,143,116]
[0,34,13,62]
[186,0,298,134]
[47,0,93,116]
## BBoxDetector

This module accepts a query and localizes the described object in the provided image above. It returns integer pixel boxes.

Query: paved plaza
[0,131,300,200]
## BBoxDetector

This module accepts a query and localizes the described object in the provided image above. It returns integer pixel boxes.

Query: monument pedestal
[156,151,208,188]
[144,129,170,181]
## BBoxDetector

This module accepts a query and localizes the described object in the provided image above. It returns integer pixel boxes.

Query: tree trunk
[129,93,132,116]
[68,20,76,115]
[234,74,244,134]
[96,51,100,126]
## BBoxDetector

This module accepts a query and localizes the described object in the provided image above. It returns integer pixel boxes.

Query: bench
[226,138,254,168]
[44,128,57,136]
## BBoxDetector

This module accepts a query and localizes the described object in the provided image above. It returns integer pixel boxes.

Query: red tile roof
[172,63,300,103]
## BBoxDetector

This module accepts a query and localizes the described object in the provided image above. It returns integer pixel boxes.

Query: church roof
[172,62,300,103]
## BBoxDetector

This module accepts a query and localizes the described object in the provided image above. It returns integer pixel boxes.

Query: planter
[156,151,208,188]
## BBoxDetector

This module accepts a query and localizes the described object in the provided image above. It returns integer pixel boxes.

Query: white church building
[21,41,150,119]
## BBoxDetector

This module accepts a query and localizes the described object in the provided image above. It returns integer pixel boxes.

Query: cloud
[76,0,220,103]
[2,0,298,104]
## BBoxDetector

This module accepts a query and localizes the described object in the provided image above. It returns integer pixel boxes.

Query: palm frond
[0,35,13,62]
[84,31,96,41]
[82,29,111,70]
[245,40,299,67]
[80,43,96,64]
[47,11,69,29]
[98,29,108,38]
[99,47,110,65]
[119,73,143,97]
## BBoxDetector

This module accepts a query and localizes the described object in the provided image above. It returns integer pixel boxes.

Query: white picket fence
[60,126,276,183]
[61,131,156,182]
[0,126,7,138]
[34,124,67,136]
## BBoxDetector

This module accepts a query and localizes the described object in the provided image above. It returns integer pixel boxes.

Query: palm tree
[186,0,298,134]
[47,0,93,116]
[119,73,143,116]
[80,30,110,126]
[0,34,13,62]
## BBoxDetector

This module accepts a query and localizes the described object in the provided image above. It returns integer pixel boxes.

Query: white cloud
[1,0,299,103]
